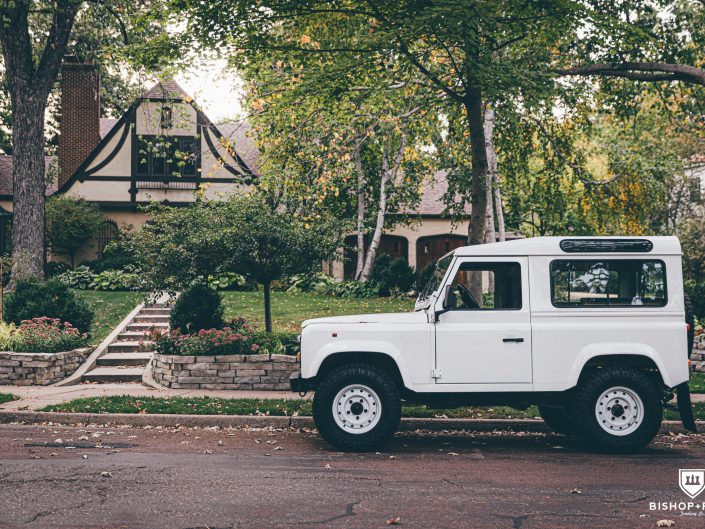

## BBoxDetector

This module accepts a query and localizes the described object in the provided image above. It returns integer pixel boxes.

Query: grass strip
[38,395,705,421]
[0,393,19,404]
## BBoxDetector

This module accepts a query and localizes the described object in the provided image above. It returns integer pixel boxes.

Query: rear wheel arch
[578,354,665,387]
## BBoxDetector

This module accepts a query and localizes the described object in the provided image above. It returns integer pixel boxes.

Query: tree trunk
[263,280,272,333]
[483,106,497,245]
[464,89,489,248]
[10,99,47,281]
[358,169,386,281]
[353,145,366,280]
[494,170,506,242]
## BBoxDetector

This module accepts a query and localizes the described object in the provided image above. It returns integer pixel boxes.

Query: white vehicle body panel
[300,236,690,393]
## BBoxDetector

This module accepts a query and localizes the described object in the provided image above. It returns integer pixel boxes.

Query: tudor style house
[0,58,492,277]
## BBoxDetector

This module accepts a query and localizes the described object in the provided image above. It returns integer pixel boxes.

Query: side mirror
[442,285,455,310]
[435,285,454,322]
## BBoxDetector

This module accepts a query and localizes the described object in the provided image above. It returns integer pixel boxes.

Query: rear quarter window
[550,259,667,308]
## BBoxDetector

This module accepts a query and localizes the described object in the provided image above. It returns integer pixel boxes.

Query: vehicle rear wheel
[538,405,576,435]
[572,367,663,453]
[313,363,401,451]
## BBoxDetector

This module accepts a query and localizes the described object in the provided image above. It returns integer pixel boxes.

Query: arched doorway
[97,220,119,259]
[416,234,466,271]
[343,234,408,278]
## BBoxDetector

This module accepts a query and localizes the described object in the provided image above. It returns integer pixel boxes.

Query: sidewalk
[0,383,310,412]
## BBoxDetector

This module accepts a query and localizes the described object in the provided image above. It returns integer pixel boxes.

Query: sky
[174,57,244,123]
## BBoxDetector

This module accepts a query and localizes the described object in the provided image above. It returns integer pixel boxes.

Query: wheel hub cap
[332,384,382,434]
[595,386,643,436]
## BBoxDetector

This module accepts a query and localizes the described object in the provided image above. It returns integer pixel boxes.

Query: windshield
[418,254,453,301]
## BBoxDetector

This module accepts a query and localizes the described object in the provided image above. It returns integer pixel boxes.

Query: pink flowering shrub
[10,317,88,353]
[144,317,299,357]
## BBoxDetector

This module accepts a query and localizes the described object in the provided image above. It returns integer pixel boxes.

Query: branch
[35,0,79,96]
[557,62,705,86]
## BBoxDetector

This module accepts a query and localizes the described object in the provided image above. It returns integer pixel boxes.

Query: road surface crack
[298,500,361,525]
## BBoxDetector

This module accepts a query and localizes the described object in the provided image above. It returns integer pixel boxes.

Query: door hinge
[432,368,443,379]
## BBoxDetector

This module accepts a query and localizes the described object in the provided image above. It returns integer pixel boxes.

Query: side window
[447,262,522,310]
[551,260,666,307]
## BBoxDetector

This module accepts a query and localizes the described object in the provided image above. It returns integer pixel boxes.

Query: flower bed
[147,318,300,390]
[0,318,92,386]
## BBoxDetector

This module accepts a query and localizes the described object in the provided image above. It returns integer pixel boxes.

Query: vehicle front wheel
[313,363,401,451]
[538,405,576,435]
[572,367,663,453]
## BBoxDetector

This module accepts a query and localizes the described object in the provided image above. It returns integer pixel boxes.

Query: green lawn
[0,393,18,404]
[36,395,705,421]
[690,372,705,393]
[74,291,144,344]
[222,290,415,332]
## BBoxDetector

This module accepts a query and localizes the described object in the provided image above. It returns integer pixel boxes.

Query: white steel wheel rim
[595,386,644,436]
[332,384,382,434]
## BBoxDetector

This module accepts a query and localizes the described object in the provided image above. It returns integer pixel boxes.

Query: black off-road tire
[685,294,695,357]
[538,405,577,435]
[313,363,401,452]
[572,367,663,453]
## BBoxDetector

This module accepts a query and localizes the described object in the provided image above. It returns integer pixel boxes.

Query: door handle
[503,337,524,343]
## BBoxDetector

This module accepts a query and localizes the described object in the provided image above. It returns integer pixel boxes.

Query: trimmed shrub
[170,282,225,333]
[685,280,705,321]
[3,278,94,335]
[370,254,416,296]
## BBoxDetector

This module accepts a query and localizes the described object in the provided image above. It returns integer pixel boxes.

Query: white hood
[302,311,428,328]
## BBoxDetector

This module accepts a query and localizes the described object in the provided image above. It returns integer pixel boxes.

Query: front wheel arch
[315,352,405,391]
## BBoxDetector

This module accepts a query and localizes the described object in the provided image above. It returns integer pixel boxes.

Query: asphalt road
[1,423,705,529]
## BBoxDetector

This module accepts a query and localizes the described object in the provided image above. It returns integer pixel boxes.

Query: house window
[550,260,667,307]
[97,220,119,260]
[136,136,200,178]
[160,106,172,129]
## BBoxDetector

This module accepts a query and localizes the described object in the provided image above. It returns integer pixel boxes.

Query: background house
[0,59,490,275]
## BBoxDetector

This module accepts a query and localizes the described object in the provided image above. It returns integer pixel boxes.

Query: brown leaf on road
[386,516,401,525]
[656,520,675,527]
[569,488,582,494]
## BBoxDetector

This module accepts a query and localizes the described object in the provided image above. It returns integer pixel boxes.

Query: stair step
[139,308,171,315]
[108,341,147,353]
[126,322,169,332]
[134,315,170,323]
[118,331,154,340]
[97,353,153,367]
[82,367,144,383]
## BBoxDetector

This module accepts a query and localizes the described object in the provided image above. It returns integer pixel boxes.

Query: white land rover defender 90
[291,236,697,453]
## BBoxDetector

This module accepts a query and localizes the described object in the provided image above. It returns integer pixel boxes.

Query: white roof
[453,236,682,257]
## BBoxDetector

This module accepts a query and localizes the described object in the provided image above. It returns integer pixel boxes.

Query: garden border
[0,348,94,386]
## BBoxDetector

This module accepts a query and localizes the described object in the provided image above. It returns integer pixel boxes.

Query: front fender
[569,342,672,387]
[302,339,412,387]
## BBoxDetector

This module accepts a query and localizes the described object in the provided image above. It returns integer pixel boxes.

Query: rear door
[434,256,532,384]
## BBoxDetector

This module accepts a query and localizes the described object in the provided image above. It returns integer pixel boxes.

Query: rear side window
[550,260,666,308]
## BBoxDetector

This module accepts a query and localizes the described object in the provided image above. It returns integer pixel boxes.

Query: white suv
[291,236,697,453]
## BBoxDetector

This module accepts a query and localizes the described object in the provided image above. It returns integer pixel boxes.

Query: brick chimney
[58,58,100,188]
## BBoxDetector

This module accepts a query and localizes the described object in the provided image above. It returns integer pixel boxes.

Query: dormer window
[136,135,200,178]
[160,106,172,129]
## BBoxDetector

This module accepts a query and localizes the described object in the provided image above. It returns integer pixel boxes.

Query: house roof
[0,154,58,198]
[215,121,260,177]
[141,79,193,100]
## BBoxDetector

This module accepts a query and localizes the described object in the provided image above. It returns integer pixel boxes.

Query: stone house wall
[0,348,93,386]
[152,353,299,390]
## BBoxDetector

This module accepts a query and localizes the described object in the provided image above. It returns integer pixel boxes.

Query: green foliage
[207,272,247,291]
[3,278,94,335]
[685,281,705,321]
[56,266,95,290]
[249,330,300,357]
[370,254,416,296]
[286,272,336,294]
[327,280,381,299]
[89,269,143,291]
[45,196,103,267]
[170,282,225,333]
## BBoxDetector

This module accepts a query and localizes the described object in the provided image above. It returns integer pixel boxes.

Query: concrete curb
[54,300,146,387]
[0,410,700,434]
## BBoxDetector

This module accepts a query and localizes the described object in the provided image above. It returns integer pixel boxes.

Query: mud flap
[676,382,698,433]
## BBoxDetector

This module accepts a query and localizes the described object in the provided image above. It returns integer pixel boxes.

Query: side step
[96,353,152,367]
[82,367,145,383]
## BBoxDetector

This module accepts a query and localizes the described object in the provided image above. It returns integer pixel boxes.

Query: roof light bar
[559,239,653,253]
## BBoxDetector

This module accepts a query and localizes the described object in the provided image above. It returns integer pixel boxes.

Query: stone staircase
[82,304,171,384]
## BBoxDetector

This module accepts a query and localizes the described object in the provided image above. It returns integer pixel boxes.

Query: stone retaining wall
[152,353,300,390]
[691,326,705,373]
[0,348,93,386]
